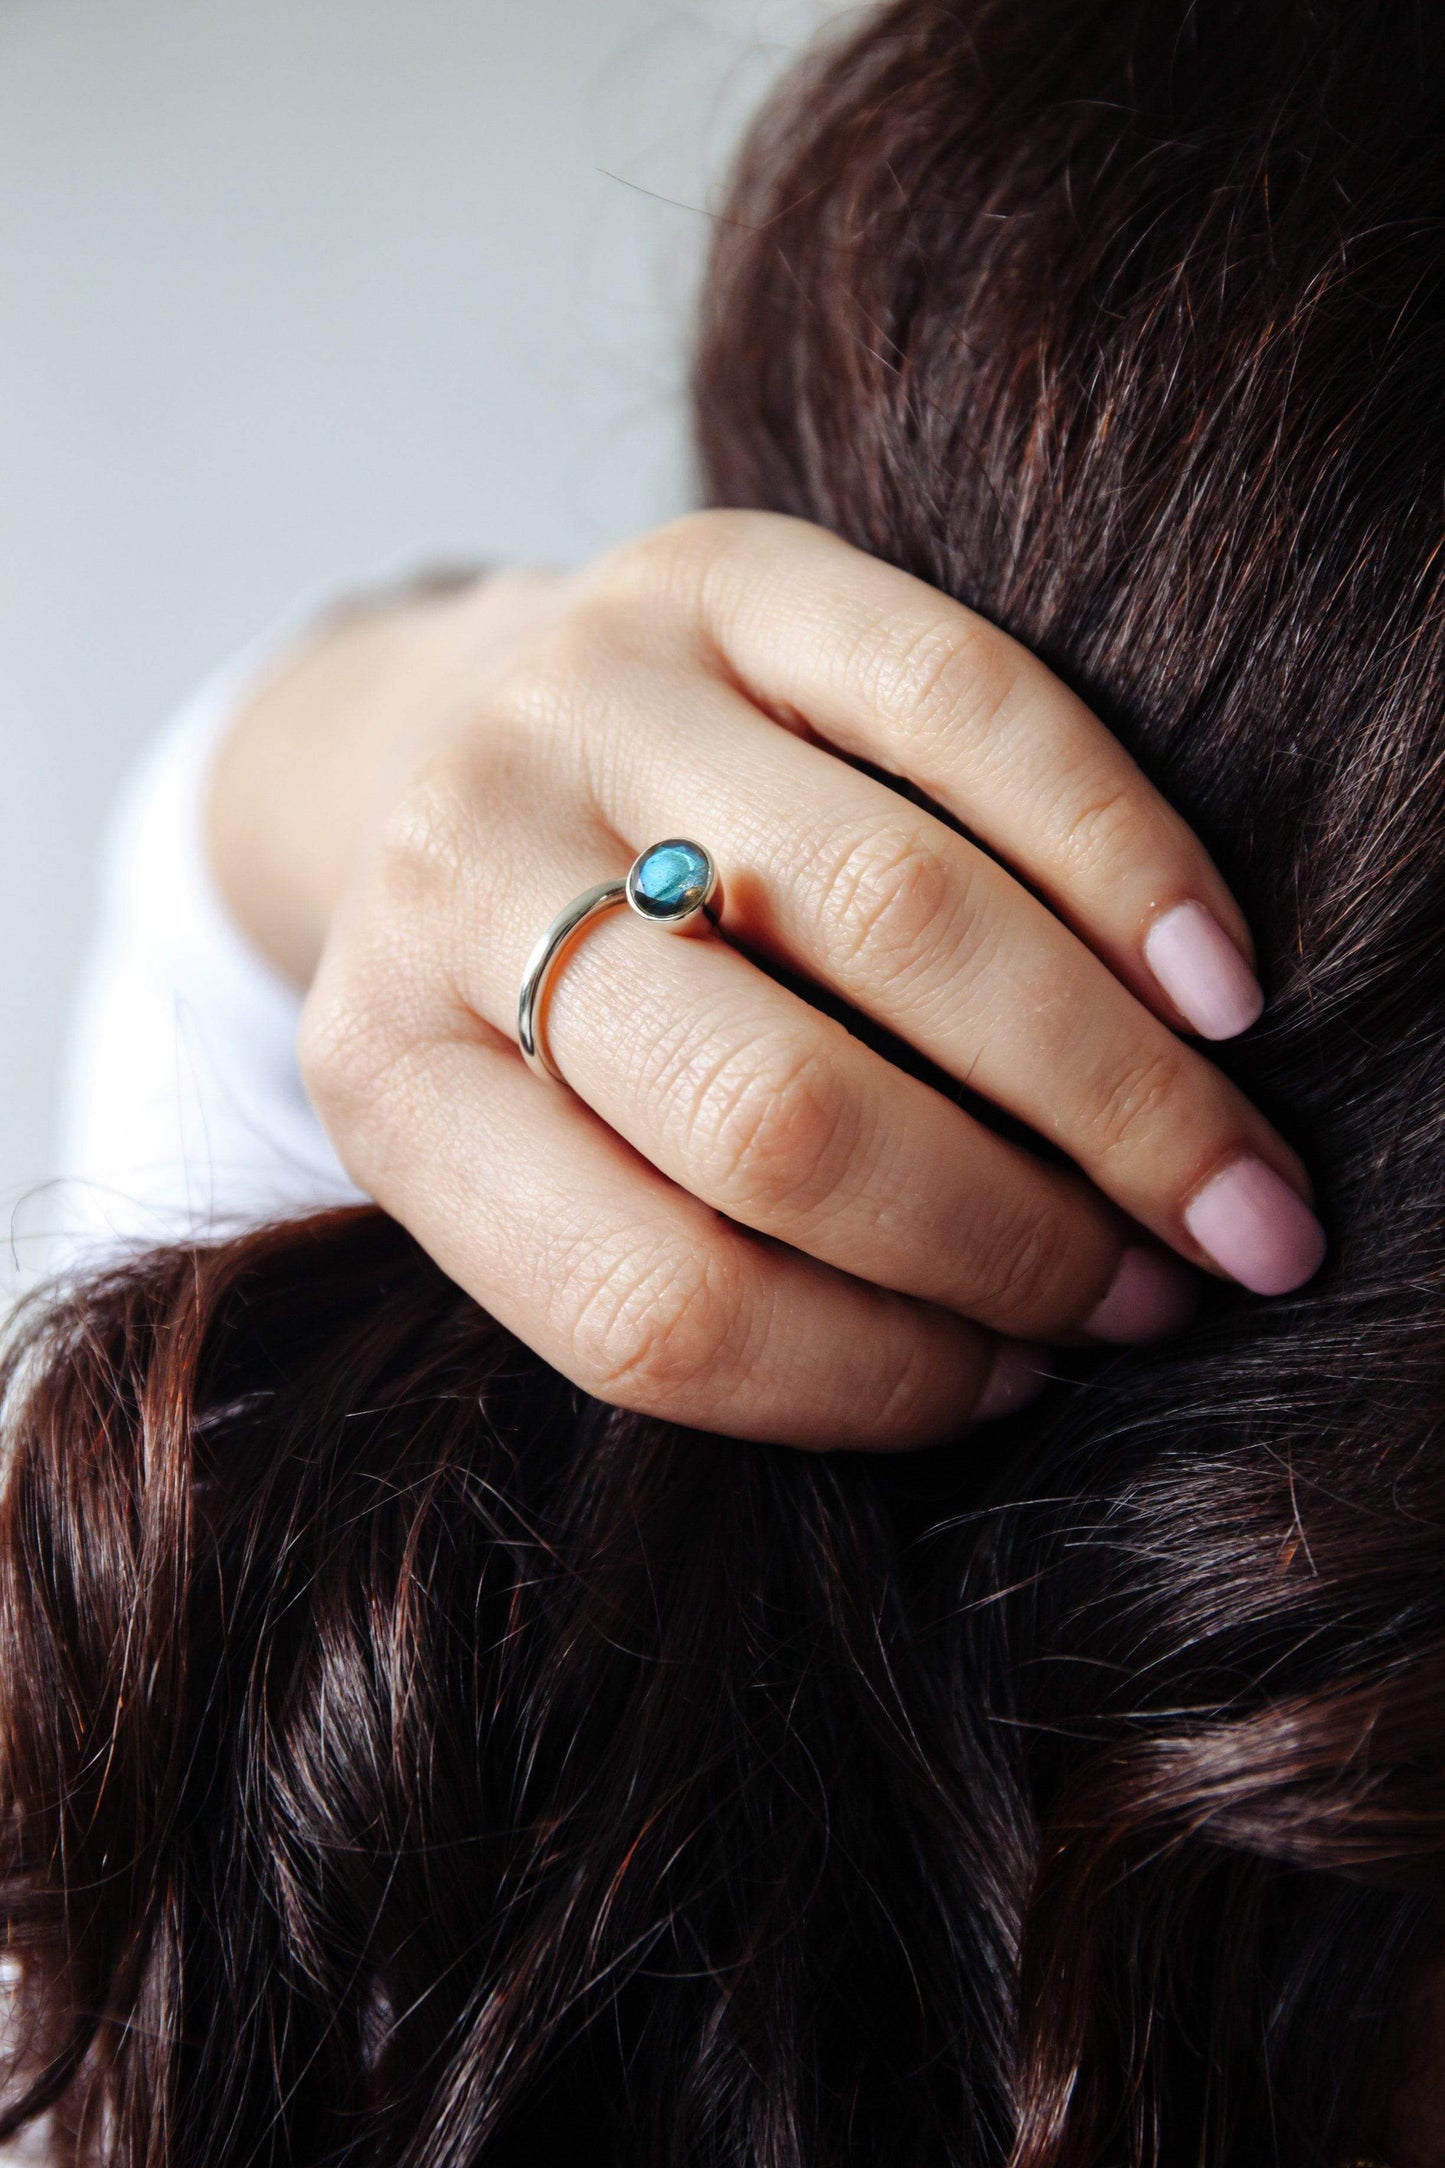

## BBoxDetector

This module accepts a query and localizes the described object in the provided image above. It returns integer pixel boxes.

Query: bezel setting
[625,839,719,930]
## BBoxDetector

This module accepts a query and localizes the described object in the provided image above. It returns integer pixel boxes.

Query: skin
[209,509,1316,1450]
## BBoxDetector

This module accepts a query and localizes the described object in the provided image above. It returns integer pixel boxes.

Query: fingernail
[1182,1156,1327,1295]
[1144,901,1264,1040]
[974,1341,1052,1422]
[1082,1245,1197,1343]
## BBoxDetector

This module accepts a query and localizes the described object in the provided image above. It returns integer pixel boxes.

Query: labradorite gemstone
[634,841,710,915]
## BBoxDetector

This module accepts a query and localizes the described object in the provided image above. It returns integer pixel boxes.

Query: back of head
[6,3,1445,2164]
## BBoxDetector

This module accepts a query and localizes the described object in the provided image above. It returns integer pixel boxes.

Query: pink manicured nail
[1144,901,1264,1040]
[1182,1157,1327,1295]
[1083,1245,1197,1343]
[974,1341,1051,1422]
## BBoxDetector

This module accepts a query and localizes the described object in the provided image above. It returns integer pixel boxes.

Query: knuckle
[1087,1041,1192,1162]
[675,1033,855,1221]
[1052,773,1144,878]
[583,511,728,606]
[866,611,1017,752]
[297,965,420,1179]
[809,825,957,980]
[868,1326,957,1441]
[583,509,790,625]
[295,977,356,1109]
[375,759,482,907]
[298,956,389,1110]
[646,506,769,568]
[565,1234,747,1407]
[968,1201,1075,1325]
[494,607,622,733]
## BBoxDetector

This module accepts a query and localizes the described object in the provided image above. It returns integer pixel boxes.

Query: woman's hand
[210,511,1324,1448]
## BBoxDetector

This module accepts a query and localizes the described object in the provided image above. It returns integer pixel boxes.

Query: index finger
[638,511,1264,1045]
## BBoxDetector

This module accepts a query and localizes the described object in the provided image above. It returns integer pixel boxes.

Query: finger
[300,983,1034,1449]
[611,511,1264,1041]
[569,665,1322,1295]
[434,802,1192,1342]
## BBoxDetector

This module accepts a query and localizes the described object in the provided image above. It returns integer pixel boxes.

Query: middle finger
[578,665,1324,1295]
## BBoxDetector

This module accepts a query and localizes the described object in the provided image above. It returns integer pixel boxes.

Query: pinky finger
[326,1018,1041,1451]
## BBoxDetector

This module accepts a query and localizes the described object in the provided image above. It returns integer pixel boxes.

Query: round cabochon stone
[633,841,711,917]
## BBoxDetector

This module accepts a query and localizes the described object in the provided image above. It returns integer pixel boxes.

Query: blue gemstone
[634,841,710,916]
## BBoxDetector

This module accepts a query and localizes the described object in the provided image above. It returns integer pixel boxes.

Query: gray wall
[0,0,841,1260]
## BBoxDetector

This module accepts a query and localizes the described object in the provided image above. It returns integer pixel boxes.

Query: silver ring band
[517,839,721,1083]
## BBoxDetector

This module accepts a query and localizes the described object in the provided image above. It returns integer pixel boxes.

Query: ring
[517,839,721,1083]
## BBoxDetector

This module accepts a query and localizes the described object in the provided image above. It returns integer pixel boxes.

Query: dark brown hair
[6,1,1445,2161]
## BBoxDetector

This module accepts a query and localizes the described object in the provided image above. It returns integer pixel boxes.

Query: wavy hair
[5,2,1445,2161]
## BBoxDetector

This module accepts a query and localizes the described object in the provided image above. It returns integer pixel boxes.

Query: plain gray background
[0,0,844,1259]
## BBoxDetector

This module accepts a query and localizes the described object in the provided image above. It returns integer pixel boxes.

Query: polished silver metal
[517,840,720,1084]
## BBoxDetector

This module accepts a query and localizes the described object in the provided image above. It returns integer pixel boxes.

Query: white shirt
[49,623,365,1276]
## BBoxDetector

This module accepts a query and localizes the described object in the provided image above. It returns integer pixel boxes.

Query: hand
[211,512,1324,1449]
